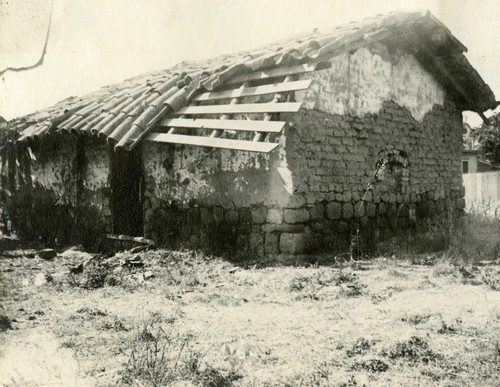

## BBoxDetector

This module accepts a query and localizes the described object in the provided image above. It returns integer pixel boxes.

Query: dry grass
[1,210,500,386]
[1,244,499,387]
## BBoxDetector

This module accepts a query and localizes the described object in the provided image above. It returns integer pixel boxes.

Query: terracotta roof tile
[7,11,496,150]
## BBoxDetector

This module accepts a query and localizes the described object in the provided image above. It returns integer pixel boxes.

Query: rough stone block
[239,208,252,225]
[279,232,312,254]
[426,201,436,214]
[200,208,212,224]
[213,207,224,223]
[144,208,155,223]
[225,210,239,224]
[342,203,354,219]
[250,232,264,256]
[267,208,283,224]
[284,208,309,224]
[309,220,333,234]
[251,207,267,224]
[456,198,465,209]
[285,195,307,208]
[264,233,279,255]
[187,208,200,224]
[326,202,342,220]
[333,221,350,234]
[354,202,365,218]
[366,203,376,217]
[309,203,325,220]
[261,224,305,233]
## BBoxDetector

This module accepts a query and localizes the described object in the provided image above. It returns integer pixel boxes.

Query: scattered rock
[128,245,149,254]
[69,263,84,275]
[131,273,143,281]
[34,273,53,287]
[143,270,154,280]
[0,315,12,331]
[34,310,45,316]
[59,246,93,261]
[112,266,123,274]
[459,266,474,278]
[123,255,144,268]
[38,249,57,260]
[28,316,36,321]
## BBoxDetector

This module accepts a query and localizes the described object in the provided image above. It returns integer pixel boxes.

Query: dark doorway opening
[110,147,143,236]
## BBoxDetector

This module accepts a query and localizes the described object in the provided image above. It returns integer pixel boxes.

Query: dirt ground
[0,247,499,386]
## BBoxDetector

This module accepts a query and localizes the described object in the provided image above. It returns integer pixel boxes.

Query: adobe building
[0,11,497,257]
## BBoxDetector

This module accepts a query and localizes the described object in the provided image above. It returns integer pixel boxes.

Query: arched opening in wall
[374,148,409,192]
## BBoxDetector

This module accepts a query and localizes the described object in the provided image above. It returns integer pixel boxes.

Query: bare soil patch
[1,248,499,386]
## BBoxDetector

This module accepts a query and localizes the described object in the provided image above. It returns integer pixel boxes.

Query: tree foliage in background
[471,113,500,168]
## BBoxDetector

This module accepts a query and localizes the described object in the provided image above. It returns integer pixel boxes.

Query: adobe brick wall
[266,99,464,255]
[140,46,465,257]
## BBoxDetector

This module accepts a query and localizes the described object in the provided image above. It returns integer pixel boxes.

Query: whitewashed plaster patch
[296,47,445,121]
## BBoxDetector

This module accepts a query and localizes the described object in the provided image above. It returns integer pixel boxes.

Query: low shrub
[346,337,373,357]
[382,336,443,364]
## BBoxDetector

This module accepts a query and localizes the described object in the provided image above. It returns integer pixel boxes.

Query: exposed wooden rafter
[226,62,330,85]
[194,80,311,102]
[176,102,302,115]
[145,133,279,153]
[158,118,286,133]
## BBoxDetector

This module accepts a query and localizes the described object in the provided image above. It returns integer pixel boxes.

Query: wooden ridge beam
[176,102,302,115]
[158,118,285,133]
[194,80,312,102]
[146,133,279,153]
[226,62,331,85]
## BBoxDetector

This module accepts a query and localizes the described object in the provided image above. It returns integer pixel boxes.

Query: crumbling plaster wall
[296,45,445,121]
[30,135,78,205]
[142,45,464,256]
[142,141,292,251]
[11,135,111,247]
[81,138,111,219]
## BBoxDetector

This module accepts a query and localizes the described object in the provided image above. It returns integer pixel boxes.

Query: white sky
[1,0,499,126]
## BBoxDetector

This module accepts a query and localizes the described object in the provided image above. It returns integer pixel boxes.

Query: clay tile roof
[6,11,497,150]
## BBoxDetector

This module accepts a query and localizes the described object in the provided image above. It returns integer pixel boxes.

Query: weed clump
[351,359,389,372]
[346,338,373,357]
[401,313,431,325]
[76,307,107,317]
[121,315,240,386]
[69,259,121,289]
[289,269,365,300]
[482,267,500,290]
[383,336,443,364]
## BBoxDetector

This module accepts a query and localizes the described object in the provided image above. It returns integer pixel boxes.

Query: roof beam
[226,62,330,85]
[194,80,311,102]
[158,118,285,133]
[176,102,302,115]
[146,133,279,153]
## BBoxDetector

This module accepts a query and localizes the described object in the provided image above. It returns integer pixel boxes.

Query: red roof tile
[6,11,496,150]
